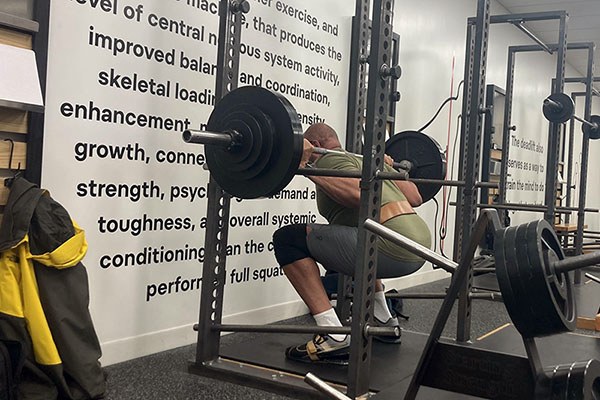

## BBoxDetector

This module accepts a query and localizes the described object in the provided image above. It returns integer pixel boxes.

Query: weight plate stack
[205,86,304,199]
[495,219,575,338]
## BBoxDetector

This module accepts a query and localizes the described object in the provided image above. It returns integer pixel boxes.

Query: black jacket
[0,177,105,399]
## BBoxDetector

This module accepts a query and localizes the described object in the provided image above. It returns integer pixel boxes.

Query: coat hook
[3,138,21,188]
[3,138,15,171]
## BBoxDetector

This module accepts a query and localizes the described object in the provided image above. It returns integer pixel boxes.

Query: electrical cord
[418,81,465,133]
[440,113,462,259]
[432,197,439,253]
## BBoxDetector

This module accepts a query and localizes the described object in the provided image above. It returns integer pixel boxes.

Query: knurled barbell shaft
[573,114,598,129]
[312,147,406,170]
[552,251,600,274]
[300,167,498,189]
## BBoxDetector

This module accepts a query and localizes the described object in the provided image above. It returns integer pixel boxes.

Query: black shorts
[306,224,424,279]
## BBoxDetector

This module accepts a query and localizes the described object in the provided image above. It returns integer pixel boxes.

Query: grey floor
[102,276,600,400]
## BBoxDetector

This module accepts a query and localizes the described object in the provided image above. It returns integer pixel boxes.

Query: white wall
[40,0,595,365]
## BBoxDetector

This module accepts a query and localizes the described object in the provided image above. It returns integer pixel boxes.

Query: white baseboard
[100,300,309,366]
[100,269,448,366]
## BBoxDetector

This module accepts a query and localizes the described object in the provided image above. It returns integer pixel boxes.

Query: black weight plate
[543,93,575,124]
[511,222,542,338]
[582,115,600,140]
[206,86,303,199]
[216,107,274,180]
[495,226,532,336]
[385,130,447,203]
[525,220,574,336]
[547,360,600,400]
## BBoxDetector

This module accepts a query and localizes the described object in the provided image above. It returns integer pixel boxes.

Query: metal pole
[510,20,553,54]
[454,0,491,344]
[305,373,351,400]
[363,219,458,272]
[543,13,567,223]
[347,0,395,396]
[194,0,244,364]
[206,324,400,337]
[575,43,596,284]
[499,48,516,205]
[553,251,600,273]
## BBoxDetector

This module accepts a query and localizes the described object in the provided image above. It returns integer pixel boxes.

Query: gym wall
[39,0,595,365]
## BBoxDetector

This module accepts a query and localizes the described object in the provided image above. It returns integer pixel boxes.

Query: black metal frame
[500,42,594,228]
[481,84,506,205]
[452,8,569,343]
[189,0,400,398]
[452,0,492,343]
[192,0,244,365]
[501,42,595,284]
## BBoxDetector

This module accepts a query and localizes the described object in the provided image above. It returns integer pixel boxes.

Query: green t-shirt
[314,151,431,262]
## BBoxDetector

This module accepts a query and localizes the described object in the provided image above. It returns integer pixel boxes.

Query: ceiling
[496,0,600,81]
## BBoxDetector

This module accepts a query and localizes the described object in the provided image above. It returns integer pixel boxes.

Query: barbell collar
[182,129,239,147]
[552,251,600,274]
[363,218,458,272]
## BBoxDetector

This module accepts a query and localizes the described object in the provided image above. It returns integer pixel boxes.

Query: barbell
[542,93,600,139]
[183,86,491,201]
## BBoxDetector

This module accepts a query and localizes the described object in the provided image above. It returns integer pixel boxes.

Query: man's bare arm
[308,175,361,208]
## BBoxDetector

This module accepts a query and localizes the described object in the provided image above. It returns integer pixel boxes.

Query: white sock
[374,291,393,322]
[313,308,347,342]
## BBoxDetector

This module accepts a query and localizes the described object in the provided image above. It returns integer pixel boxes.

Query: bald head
[304,123,342,150]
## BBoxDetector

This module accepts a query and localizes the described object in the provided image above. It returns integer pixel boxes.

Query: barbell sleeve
[363,218,458,272]
[543,98,562,111]
[182,129,239,147]
[552,251,600,274]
